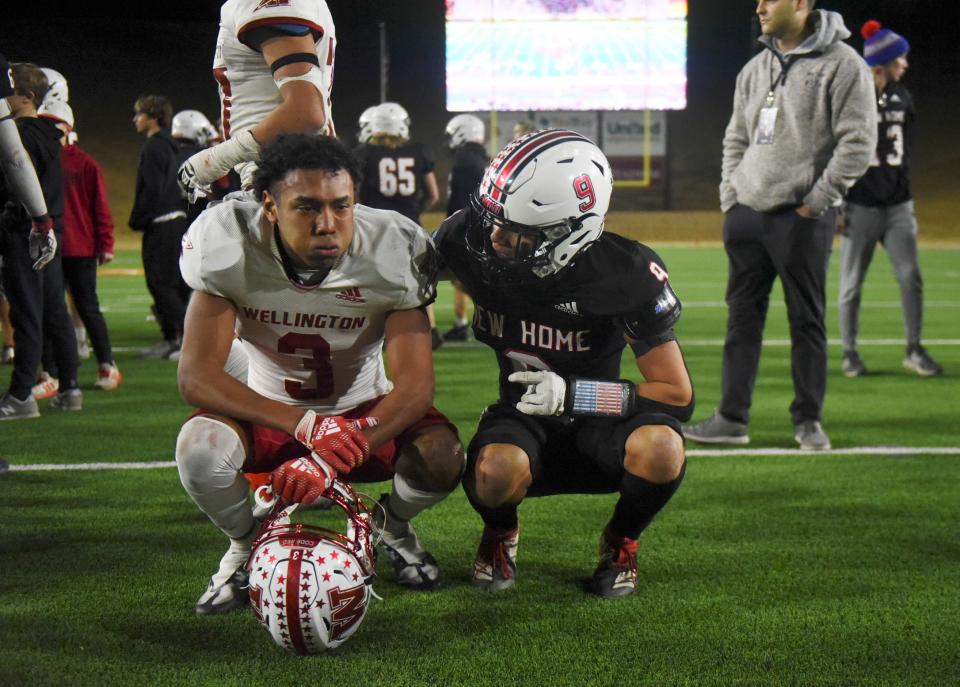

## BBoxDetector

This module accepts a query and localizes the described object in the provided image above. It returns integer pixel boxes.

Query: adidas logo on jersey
[335,288,366,303]
[554,301,580,316]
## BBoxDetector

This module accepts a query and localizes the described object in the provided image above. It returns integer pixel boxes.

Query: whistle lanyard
[765,54,795,107]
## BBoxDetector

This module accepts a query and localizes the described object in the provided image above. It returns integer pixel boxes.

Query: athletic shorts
[467,402,682,497]
[191,395,456,485]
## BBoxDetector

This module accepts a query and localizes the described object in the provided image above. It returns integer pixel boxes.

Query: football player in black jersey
[433,130,693,598]
[838,21,942,378]
[353,102,439,225]
[353,102,443,348]
[441,114,489,342]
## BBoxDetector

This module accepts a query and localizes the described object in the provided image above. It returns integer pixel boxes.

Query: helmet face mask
[247,481,379,654]
[467,129,613,284]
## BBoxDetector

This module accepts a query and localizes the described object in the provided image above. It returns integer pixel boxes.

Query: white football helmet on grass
[247,481,379,654]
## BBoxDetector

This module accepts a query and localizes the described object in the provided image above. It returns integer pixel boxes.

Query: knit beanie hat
[862,20,910,67]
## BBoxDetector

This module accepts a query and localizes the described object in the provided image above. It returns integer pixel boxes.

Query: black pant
[142,218,190,342]
[720,205,835,425]
[0,230,78,399]
[43,257,114,375]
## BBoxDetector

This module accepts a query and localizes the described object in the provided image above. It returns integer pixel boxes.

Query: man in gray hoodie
[685,1,876,451]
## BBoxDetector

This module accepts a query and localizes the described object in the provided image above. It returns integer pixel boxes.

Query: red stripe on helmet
[285,550,308,654]
[489,130,586,202]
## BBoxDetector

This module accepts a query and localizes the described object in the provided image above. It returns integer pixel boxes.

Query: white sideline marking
[5,461,176,472]
[3,447,959,473]
[687,447,960,457]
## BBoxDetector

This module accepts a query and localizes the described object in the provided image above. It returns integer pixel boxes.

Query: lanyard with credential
[758,54,795,144]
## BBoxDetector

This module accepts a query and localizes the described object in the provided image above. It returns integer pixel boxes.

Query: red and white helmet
[171,110,217,147]
[247,481,379,654]
[445,114,484,148]
[467,129,613,282]
[369,102,410,140]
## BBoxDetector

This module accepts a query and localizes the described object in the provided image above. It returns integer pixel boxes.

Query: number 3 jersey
[433,210,682,407]
[846,81,915,207]
[181,197,437,414]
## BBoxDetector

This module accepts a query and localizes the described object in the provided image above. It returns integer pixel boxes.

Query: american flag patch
[570,379,627,416]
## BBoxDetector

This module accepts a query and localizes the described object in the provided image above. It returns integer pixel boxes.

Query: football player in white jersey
[177,0,337,198]
[176,134,463,614]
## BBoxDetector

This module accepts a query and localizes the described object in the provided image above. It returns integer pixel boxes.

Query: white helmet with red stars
[247,481,379,654]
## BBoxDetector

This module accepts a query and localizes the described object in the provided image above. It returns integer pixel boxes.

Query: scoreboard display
[445,0,688,112]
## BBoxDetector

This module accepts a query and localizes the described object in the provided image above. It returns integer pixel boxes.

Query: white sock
[175,416,253,540]
[385,472,450,531]
[455,317,468,327]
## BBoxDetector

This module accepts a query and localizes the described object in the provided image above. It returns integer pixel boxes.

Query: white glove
[508,370,567,416]
[29,216,57,271]
[177,129,261,199]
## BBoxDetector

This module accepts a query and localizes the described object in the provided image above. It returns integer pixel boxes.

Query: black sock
[463,483,519,531]
[608,461,686,540]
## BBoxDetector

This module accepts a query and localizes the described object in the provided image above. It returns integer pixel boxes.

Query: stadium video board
[445,0,688,112]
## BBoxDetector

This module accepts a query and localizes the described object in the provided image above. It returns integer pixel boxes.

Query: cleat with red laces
[472,524,519,591]
[588,528,638,598]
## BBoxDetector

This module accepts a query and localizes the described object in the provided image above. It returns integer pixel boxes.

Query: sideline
[4,446,959,473]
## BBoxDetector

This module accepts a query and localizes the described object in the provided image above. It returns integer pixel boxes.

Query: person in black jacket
[130,95,189,359]
[441,114,488,342]
[0,62,80,418]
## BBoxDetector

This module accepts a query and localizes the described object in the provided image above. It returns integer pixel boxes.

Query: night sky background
[4,1,958,226]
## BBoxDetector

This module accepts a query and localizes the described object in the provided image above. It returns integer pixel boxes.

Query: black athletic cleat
[587,530,638,598]
[443,323,469,342]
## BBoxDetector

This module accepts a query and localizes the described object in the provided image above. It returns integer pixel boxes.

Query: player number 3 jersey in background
[433,210,681,408]
[214,0,336,142]
[180,199,437,415]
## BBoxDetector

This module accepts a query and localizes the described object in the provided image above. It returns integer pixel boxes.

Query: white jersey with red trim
[214,0,336,142]
[180,198,437,414]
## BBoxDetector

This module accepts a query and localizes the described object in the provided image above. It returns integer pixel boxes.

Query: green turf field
[2,246,958,685]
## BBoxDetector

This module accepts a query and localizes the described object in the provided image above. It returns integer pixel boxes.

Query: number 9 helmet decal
[247,480,379,654]
[467,129,613,283]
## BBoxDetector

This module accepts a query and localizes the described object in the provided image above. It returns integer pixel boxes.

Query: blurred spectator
[442,113,488,343]
[38,100,122,391]
[130,94,189,360]
[838,21,942,378]
[0,62,81,418]
[685,2,876,451]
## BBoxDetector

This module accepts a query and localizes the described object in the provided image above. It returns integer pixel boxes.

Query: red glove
[293,410,378,474]
[269,455,336,506]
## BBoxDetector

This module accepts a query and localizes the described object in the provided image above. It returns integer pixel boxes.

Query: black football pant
[43,257,114,375]
[142,218,190,342]
[719,204,835,426]
[1,230,78,400]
